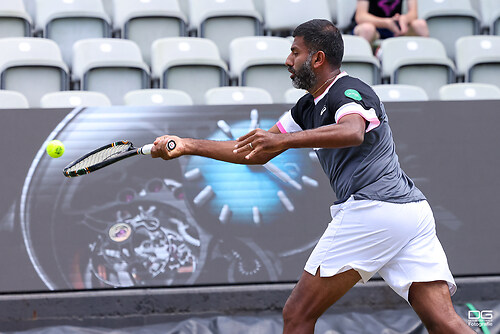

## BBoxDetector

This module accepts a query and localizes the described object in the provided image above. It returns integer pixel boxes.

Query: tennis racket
[63,139,177,178]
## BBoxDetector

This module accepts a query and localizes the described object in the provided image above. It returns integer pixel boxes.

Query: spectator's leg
[409,19,429,37]
[353,23,378,43]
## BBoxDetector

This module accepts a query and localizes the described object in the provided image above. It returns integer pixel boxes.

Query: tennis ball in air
[46,140,65,158]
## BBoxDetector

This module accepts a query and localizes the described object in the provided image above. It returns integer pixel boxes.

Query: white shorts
[304,197,456,302]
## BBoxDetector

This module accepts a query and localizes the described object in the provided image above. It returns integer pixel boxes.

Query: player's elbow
[350,130,365,147]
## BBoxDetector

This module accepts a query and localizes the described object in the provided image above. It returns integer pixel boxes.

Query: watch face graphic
[19,106,335,290]
[182,110,334,251]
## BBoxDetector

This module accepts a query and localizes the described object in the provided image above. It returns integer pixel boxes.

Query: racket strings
[66,144,131,172]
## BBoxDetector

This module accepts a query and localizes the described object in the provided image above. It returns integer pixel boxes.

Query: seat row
[3,82,500,110]
[0,36,293,106]
[0,87,301,108]
[4,0,500,65]
[343,35,500,100]
[1,34,499,107]
[5,0,333,65]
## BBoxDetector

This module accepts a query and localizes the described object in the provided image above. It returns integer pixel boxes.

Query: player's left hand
[234,128,286,160]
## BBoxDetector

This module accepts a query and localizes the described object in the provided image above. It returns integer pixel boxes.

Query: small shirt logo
[320,105,327,115]
[344,89,362,101]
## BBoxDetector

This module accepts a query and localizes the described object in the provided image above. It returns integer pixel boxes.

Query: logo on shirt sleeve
[344,89,362,101]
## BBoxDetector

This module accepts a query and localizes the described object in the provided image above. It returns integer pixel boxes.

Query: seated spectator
[353,0,429,44]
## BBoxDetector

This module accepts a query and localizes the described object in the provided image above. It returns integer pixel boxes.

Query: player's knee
[282,300,299,324]
[282,299,317,326]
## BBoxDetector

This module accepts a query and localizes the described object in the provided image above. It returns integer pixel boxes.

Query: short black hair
[292,19,344,68]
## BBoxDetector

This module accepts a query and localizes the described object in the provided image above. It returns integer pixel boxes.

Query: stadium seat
[372,84,429,102]
[252,0,265,19]
[112,0,187,67]
[229,36,291,103]
[40,91,112,108]
[380,37,455,100]
[72,38,150,104]
[151,37,228,105]
[455,35,500,87]
[22,0,36,26]
[0,37,69,107]
[0,0,32,38]
[101,0,113,18]
[418,0,481,60]
[478,0,500,35]
[36,0,111,68]
[341,35,380,85]
[188,0,262,62]
[0,90,30,108]
[263,0,330,35]
[326,0,338,24]
[123,89,193,106]
[204,86,273,105]
[439,83,500,100]
[334,0,357,32]
[284,88,307,104]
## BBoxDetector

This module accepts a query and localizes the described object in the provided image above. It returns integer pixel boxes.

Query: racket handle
[140,144,154,155]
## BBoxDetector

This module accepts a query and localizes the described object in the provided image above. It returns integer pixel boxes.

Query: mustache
[287,66,295,74]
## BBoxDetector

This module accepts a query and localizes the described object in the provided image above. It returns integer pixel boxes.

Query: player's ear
[312,51,326,69]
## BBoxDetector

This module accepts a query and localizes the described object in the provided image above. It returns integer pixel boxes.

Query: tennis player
[151,19,473,334]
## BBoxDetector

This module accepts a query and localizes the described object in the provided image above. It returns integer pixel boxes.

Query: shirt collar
[314,71,348,105]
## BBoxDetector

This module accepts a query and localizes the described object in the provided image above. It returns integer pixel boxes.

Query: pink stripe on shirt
[276,121,287,133]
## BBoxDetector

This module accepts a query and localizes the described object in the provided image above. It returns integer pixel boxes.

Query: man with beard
[151,19,473,334]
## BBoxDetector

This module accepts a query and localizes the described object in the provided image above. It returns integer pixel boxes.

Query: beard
[289,54,318,91]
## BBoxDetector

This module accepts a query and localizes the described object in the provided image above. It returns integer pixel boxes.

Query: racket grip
[140,144,154,155]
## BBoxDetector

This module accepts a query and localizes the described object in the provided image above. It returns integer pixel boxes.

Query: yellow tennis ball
[46,140,65,158]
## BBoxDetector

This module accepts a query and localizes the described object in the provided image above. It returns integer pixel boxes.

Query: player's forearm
[184,138,274,165]
[283,123,364,150]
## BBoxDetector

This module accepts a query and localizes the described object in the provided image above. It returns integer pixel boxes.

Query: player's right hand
[151,135,184,160]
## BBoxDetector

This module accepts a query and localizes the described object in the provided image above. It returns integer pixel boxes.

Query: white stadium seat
[284,88,307,104]
[72,38,150,104]
[112,0,187,66]
[229,36,291,103]
[204,86,273,105]
[188,0,262,62]
[439,83,500,100]
[381,37,455,100]
[40,91,112,108]
[418,0,481,60]
[0,90,30,108]
[151,37,228,104]
[0,0,32,38]
[36,0,111,68]
[342,34,380,85]
[0,37,69,107]
[263,0,330,34]
[334,0,357,32]
[455,35,500,87]
[372,84,429,102]
[124,89,193,106]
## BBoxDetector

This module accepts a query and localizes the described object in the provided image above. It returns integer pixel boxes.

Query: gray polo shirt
[277,73,425,204]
